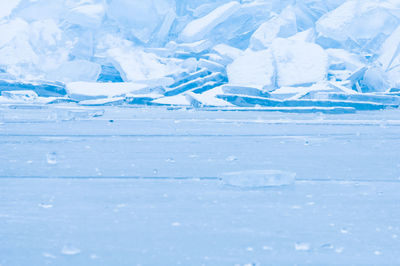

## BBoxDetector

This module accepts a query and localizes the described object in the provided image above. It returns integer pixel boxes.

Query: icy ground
[1,106,400,265]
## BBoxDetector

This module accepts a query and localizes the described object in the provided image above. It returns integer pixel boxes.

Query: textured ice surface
[0,0,399,110]
[222,170,296,188]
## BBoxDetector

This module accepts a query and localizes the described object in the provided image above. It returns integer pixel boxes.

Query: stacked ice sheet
[0,0,400,112]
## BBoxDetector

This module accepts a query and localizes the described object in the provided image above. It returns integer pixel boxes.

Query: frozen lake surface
[1,106,400,265]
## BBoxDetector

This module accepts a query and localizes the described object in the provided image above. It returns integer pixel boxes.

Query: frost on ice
[0,0,400,110]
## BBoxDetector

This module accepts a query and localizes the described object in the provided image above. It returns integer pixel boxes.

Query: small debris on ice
[46,152,58,165]
[61,246,81,255]
[295,243,310,251]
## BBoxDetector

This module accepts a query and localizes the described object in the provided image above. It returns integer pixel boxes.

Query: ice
[249,6,297,51]
[288,28,316,43]
[377,25,400,89]
[378,25,400,71]
[0,0,398,110]
[0,80,66,97]
[217,94,392,110]
[221,170,296,188]
[47,60,101,83]
[152,94,191,106]
[212,44,243,63]
[185,89,232,107]
[0,0,20,20]
[107,45,189,83]
[222,85,271,98]
[360,67,391,93]
[272,38,328,87]
[164,69,227,96]
[61,246,81,256]
[327,49,365,73]
[1,90,38,102]
[66,3,105,28]
[97,65,124,83]
[227,49,275,91]
[78,97,126,106]
[309,92,400,105]
[179,1,240,43]
[316,1,399,52]
[270,82,334,100]
[106,0,175,44]
[173,40,212,54]
[66,82,150,101]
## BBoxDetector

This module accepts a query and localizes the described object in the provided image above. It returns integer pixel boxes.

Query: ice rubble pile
[1,0,400,112]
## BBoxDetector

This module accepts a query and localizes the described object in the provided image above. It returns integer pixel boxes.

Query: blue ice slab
[203,106,357,114]
[304,92,400,105]
[0,80,67,97]
[217,94,396,110]
[125,95,161,105]
[96,65,124,83]
[191,81,226,94]
[221,85,271,98]
[166,69,212,89]
[164,70,228,97]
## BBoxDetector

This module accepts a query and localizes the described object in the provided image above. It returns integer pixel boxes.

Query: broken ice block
[97,65,124,83]
[316,0,399,52]
[1,90,38,102]
[107,46,189,83]
[222,85,270,98]
[46,60,101,83]
[212,44,243,64]
[152,94,192,106]
[309,92,400,105]
[221,170,296,188]
[270,82,334,100]
[227,49,275,91]
[179,1,240,42]
[0,80,66,97]
[164,69,227,97]
[359,67,390,93]
[197,59,226,74]
[272,38,328,87]
[0,0,20,20]
[217,94,394,110]
[250,6,297,50]
[106,0,176,44]
[185,88,232,107]
[377,25,400,72]
[174,40,212,54]
[288,28,316,43]
[66,3,105,29]
[66,82,149,101]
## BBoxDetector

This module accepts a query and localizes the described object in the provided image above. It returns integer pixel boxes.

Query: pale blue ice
[1,1,400,265]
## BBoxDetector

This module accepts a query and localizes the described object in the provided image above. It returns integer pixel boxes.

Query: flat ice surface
[1,106,400,265]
